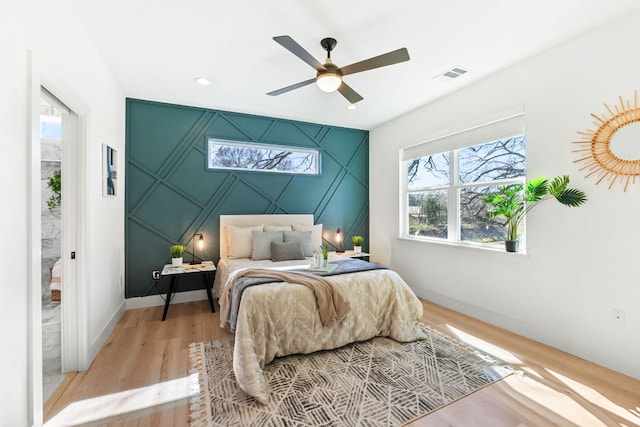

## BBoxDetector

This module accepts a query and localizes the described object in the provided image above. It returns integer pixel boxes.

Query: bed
[213,214,426,404]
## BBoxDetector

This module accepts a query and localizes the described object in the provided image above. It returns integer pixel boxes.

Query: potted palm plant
[482,175,587,252]
[170,244,184,267]
[352,236,364,254]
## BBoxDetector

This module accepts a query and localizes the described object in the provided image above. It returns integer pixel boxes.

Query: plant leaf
[548,175,570,197]
[525,177,548,202]
[556,188,588,207]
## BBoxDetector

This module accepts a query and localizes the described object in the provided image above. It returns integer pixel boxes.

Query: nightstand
[335,250,370,261]
[160,261,216,321]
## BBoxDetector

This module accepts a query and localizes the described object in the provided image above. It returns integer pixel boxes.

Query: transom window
[208,139,319,175]
[402,112,526,249]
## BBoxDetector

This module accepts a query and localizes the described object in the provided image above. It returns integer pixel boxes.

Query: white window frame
[207,138,320,175]
[400,109,525,250]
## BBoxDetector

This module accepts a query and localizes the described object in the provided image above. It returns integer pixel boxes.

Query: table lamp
[191,233,204,264]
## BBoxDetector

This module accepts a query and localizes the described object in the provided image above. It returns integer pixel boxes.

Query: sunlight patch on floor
[446,324,523,365]
[504,374,611,426]
[44,374,198,427]
[545,368,640,425]
[520,366,545,380]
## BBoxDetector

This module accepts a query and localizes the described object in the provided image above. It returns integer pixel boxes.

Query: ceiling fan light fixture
[316,72,342,93]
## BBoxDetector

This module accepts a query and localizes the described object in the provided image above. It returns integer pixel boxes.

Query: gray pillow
[251,231,284,260]
[283,230,313,257]
[271,241,305,262]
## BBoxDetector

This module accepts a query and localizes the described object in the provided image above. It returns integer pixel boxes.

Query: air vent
[435,66,469,82]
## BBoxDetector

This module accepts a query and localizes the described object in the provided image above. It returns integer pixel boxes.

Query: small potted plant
[352,236,364,254]
[483,175,587,252]
[170,244,184,267]
[321,245,329,267]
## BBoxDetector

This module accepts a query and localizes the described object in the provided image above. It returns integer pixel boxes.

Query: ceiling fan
[267,35,410,105]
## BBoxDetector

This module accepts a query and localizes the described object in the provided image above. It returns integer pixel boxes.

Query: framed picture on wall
[103,144,117,196]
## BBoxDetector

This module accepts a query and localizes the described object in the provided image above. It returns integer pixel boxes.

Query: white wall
[371,11,640,379]
[0,0,125,425]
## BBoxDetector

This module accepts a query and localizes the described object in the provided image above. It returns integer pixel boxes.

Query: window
[402,111,525,249]
[207,139,319,175]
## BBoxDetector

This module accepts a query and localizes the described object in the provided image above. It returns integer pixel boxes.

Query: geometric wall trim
[125,99,369,298]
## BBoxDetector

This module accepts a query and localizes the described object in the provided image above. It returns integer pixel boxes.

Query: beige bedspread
[219,262,427,404]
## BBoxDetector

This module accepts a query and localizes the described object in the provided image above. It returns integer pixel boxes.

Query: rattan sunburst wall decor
[572,90,640,191]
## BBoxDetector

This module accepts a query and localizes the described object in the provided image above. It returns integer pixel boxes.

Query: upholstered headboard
[219,214,314,259]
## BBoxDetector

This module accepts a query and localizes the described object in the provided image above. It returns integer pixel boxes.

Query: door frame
[40,87,86,373]
[28,51,89,425]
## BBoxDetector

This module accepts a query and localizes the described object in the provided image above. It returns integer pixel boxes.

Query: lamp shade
[316,73,342,93]
[335,228,344,252]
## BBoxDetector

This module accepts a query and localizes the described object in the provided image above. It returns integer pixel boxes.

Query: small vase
[171,257,183,267]
[505,241,518,253]
[323,258,328,268]
[353,246,362,254]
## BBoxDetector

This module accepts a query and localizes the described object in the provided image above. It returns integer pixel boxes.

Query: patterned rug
[189,325,512,426]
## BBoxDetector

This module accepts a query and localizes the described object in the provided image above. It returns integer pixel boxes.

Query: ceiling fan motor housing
[317,61,341,78]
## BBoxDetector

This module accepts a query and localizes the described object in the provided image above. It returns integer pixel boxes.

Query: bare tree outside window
[406,135,525,246]
[208,139,319,175]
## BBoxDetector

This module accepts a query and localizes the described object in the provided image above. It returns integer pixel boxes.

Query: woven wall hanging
[573,90,640,191]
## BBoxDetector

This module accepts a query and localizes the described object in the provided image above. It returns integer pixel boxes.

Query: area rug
[189,325,512,426]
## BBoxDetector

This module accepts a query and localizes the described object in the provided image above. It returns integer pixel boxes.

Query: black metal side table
[160,261,216,321]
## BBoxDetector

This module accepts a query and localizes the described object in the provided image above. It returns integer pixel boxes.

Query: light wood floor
[44,299,640,426]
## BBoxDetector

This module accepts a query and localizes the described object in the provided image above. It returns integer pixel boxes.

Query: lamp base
[189,261,200,265]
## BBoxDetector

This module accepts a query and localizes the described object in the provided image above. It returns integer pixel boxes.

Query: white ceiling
[68,0,640,130]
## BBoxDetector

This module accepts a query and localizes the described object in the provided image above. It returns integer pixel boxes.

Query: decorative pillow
[291,223,323,250]
[264,225,292,232]
[283,230,313,257]
[251,231,284,261]
[225,224,263,259]
[271,241,305,262]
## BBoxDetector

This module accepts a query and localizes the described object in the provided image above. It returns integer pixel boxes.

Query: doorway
[38,86,83,409]
[40,93,64,403]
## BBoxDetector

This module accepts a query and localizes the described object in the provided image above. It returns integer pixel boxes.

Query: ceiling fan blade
[267,78,316,96]
[337,82,364,104]
[273,35,326,71]
[339,47,410,77]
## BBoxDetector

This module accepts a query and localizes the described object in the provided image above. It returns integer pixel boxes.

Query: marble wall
[41,137,61,303]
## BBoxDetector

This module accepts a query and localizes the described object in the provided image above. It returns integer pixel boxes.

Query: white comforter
[216,257,427,404]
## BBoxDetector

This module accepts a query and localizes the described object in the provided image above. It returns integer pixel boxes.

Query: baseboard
[89,300,126,364]
[412,287,580,355]
[125,289,209,310]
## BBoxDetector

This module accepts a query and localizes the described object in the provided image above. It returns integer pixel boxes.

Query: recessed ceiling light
[194,77,211,86]
[346,104,357,110]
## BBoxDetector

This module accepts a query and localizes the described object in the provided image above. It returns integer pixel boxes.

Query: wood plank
[44,299,640,426]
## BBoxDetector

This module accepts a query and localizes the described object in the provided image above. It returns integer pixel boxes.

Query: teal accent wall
[125,99,369,298]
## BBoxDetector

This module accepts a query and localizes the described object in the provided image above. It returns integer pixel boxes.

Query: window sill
[397,235,527,255]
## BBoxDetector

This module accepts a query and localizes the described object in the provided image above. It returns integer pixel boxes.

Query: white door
[41,87,83,374]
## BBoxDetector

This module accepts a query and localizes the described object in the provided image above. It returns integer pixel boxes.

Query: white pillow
[291,223,322,250]
[263,225,292,232]
[225,224,263,258]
